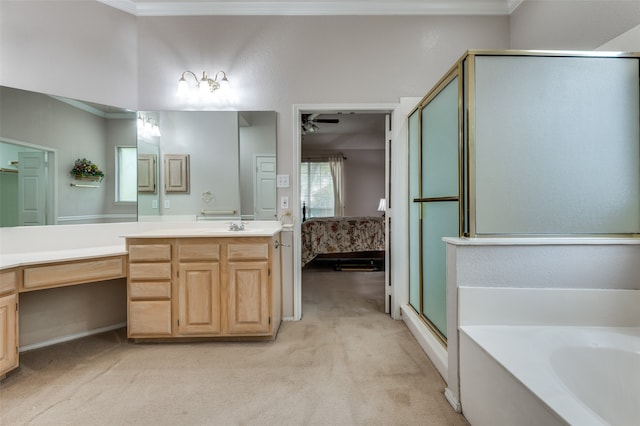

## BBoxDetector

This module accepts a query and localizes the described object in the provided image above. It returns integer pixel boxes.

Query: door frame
[292,103,398,321]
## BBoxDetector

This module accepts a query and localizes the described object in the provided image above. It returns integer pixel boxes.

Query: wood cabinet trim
[129,244,171,262]
[227,243,269,261]
[128,300,172,337]
[0,269,18,296]
[129,281,172,300]
[0,293,18,377]
[178,242,220,262]
[129,262,172,281]
[21,256,126,292]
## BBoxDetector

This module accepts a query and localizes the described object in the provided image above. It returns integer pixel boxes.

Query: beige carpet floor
[0,268,469,426]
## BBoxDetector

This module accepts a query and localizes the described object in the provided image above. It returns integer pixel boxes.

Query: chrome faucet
[228,222,245,231]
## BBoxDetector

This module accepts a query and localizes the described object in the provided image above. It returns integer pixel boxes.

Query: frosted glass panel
[474,56,640,234]
[422,77,459,198]
[422,201,458,338]
[408,110,420,310]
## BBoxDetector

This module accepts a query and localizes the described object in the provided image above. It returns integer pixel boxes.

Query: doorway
[0,138,56,227]
[292,104,395,320]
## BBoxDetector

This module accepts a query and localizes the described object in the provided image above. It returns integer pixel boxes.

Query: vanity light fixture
[138,114,161,137]
[177,70,230,96]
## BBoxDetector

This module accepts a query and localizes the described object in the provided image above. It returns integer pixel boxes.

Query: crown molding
[98,1,521,16]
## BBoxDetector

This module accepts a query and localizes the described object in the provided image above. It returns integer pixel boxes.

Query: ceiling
[99,0,525,16]
[301,113,387,152]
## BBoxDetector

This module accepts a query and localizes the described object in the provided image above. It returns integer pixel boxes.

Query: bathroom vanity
[0,249,128,379]
[0,221,284,379]
[125,227,282,341]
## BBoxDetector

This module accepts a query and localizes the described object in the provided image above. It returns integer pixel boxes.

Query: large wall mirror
[0,86,137,227]
[0,86,277,228]
[137,110,277,222]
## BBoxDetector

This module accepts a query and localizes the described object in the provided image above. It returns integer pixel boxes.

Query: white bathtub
[460,326,640,426]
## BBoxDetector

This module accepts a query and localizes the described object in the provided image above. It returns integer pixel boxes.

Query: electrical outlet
[164,200,170,209]
[152,200,158,209]
[280,196,289,209]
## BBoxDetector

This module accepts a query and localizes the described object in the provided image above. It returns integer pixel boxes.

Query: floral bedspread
[301,216,385,266]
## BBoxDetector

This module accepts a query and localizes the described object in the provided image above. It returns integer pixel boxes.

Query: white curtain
[329,155,345,217]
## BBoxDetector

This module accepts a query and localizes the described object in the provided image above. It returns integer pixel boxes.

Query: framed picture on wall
[164,154,190,193]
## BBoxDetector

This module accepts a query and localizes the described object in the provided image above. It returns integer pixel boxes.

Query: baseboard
[19,322,127,353]
[401,304,448,380]
[445,387,462,413]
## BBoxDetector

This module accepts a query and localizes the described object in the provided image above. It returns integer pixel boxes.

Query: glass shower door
[408,110,420,311]
[409,73,460,342]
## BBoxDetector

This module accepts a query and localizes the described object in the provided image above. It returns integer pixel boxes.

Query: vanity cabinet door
[0,269,19,378]
[177,262,221,335]
[0,293,18,377]
[227,260,270,334]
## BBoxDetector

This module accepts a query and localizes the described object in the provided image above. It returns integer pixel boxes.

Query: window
[116,146,137,203]
[300,161,334,218]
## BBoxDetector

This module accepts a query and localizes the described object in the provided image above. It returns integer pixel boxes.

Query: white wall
[598,23,640,51]
[343,149,385,217]
[0,0,138,109]
[510,0,640,49]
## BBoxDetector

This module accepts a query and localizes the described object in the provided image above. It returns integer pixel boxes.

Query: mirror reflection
[137,110,277,221]
[0,86,137,227]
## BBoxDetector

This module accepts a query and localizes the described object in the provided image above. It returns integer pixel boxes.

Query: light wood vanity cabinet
[126,235,281,341]
[127,241,173,337]
[0,269,19,378]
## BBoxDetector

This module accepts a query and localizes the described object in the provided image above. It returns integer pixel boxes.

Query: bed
[301,216,385,267]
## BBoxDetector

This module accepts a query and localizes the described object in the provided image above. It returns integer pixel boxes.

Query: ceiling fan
[301,113,339,134]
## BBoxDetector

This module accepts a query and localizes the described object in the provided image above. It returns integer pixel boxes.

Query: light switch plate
[280,196,289,209]
[276,174,290,188]
[164,200,170,209]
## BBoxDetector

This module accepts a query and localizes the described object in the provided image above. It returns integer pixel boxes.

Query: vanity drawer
[0,269,18,295]
[227,243,269,261]
[129,263,172,280]
[128,300,172,336]
[128,244,171,262]
[129,281,171,300]
[178,242,220,262]
[22,256,126,291]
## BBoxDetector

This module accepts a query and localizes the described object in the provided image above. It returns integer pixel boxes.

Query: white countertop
[0,221,283,270]
[121,227,281,238]
[0,245,128,270]
[444,236,640,246]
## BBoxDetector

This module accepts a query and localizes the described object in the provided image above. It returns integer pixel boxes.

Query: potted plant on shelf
[70,158,104,182]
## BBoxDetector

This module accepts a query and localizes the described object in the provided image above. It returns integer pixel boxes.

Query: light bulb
[177,78,189,96]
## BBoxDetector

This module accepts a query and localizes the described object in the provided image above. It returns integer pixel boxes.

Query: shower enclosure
[408,50,640,345]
